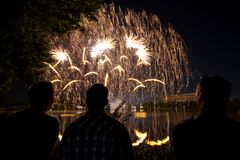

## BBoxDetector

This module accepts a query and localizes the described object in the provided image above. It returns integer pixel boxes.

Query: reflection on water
[49,110,194,146]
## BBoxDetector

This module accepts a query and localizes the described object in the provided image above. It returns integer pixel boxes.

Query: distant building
[164,93,197,102]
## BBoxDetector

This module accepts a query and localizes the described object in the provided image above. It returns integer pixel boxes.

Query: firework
[45,3,190,110]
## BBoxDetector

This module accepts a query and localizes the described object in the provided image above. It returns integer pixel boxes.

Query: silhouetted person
[4,81,59,160]
[172,75,240,160]
[55,83,134,160]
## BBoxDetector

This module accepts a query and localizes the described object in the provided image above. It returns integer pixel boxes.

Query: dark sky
[104,0,240,98]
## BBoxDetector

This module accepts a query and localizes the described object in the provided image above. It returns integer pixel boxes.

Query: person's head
[29,81,54,111]
[86,83,108,110]
[196,75,231,112]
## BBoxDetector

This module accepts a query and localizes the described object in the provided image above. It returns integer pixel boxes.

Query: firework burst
[45,3,190,110]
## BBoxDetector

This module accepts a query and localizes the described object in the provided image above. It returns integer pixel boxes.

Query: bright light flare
[126,34,151,63]
[90,38,115,58]
[51,48,68,64]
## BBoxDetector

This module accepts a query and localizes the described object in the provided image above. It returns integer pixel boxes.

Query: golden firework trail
[104,73,109,86]
[128,78,144,85]
[120,55,128,61]
[68,66,82,74]
[50,79,62,83]
[84,71,99,77]
[67,55,73,67]
[132,84,146,92]
[144,79,165,85]
[82,47,90,65]
[44,62,61,78]
[136,61,151,66]
[99,55,112,66]
[113,65,125,74]
[63,80,81,90]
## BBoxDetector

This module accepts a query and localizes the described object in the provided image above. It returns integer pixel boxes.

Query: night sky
[104,0,240,98]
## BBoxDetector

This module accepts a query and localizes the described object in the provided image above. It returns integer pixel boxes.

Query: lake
[50,110,195,146]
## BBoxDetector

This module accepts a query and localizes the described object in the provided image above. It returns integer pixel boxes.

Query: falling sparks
[45,3,190,110]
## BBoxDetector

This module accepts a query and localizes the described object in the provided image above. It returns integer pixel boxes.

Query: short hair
[86,83,108,109]
[198,75,231,104]
[28,81,54,111]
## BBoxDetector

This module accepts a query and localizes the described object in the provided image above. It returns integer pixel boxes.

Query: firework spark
[51,48,68,66]
[126,34,151,63]
[90,38,115,58]
[45,3,190,110]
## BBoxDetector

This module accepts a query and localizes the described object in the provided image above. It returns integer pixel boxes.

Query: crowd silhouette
[1,75,240,160]
[172,75,240,160]
[1,81,59,160]
[54,83,134,160]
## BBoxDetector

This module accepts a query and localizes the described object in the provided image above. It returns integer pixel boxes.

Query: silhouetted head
[29,81,54,111]
[86,83,108,110]
[196,75,231,112]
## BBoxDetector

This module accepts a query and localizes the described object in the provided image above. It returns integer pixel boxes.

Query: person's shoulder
[105,116,129,133]
[45,112,58,121]
[175,116,196,127]
[43,113,59,127]
[105,114,124,125]
[227,117,240,128]
[173,116,198,133]
[9,108,30,120]
[64,115,85,131]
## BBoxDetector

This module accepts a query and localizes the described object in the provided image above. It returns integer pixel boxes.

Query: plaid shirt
[56,110,134,160]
